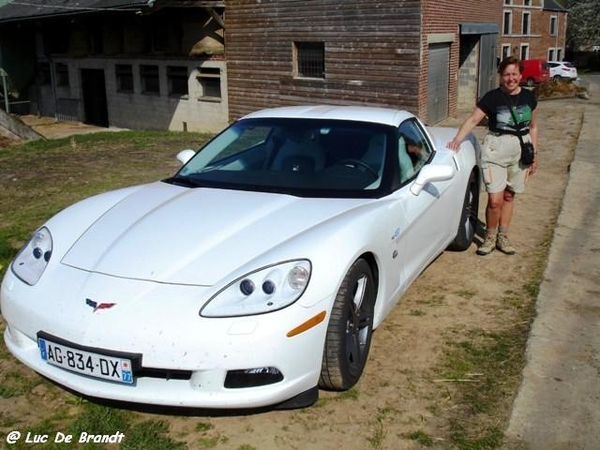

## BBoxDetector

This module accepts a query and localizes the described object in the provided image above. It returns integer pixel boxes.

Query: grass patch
[69,402,129,436]
[121,420,186,450]
[406,429,434,447]
[441,330,523,414]
[434,246,549,449]
[367,405,395,449]
[195,422,213,432]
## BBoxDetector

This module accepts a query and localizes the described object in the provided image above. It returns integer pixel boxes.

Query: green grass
[367,405,395,449]
[121,420,186,450]
[434,242,551,450]
[406,430,434,447]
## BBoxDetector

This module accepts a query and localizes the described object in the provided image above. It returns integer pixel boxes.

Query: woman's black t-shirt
[477,88,537,134]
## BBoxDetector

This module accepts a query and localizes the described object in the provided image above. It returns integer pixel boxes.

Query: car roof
[241,105,415,128]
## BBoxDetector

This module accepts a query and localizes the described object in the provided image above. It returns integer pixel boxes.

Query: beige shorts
[480,133,531,194]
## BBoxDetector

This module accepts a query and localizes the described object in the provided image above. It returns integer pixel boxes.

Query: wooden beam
[207,6,225,29]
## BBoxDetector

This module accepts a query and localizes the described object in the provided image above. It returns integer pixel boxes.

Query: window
[520,44,529,60]
[140,65,159,94]
[503,11,512,35]
[548,49,556,61]
[196,67,221,99]
[397,119,433,184]
[522,12,531,35]
[38,62,51,85]
[502,45,511,60]
[116,64,133,92]
[294,42,325,79]
[167,66,188,96]
[523,0,531,5]
[504,0,511,4]
[550,16,557,36]
[55,63,69,87]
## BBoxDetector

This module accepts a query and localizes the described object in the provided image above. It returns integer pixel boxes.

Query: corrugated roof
[0,0,152,22]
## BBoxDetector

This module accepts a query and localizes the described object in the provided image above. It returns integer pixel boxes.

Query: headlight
[11,227,53,285]
[200,260,311,318]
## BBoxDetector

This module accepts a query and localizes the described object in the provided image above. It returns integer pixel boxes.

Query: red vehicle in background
[520,59,550,86]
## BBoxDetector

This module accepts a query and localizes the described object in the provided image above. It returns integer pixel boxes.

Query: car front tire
[319,258,375,391]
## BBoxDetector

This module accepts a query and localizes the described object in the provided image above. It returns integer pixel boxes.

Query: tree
[565,0,600,50]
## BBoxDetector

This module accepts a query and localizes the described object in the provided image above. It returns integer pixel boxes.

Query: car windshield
[170,118,394,198]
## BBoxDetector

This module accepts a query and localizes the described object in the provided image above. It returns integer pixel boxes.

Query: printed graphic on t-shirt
[496,105,533,133]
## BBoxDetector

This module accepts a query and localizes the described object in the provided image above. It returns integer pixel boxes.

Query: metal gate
[427,43,450,124]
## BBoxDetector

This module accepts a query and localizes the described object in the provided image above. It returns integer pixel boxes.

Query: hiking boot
[496,233,516,255]
[476,233,497,256]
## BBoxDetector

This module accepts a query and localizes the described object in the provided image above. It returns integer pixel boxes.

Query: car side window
[397,119,433,183]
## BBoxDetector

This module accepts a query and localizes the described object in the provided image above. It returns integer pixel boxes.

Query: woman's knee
[487,193,504,210]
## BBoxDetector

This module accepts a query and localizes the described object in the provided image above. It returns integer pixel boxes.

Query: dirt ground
[0,97,585,450]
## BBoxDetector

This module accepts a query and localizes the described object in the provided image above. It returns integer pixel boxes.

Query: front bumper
[1,267,330,408]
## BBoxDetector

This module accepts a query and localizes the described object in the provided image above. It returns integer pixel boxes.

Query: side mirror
[176,149,196,165]
[410,164,455,195]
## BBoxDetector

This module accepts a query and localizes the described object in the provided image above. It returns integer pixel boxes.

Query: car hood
[61,182,368,286]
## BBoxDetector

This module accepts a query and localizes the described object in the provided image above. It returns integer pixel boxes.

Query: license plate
[38,337,134,385]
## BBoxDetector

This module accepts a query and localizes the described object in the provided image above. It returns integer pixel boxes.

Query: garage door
[427,43,450,124]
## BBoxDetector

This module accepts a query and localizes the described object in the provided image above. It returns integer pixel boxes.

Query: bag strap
[503,94,526,145]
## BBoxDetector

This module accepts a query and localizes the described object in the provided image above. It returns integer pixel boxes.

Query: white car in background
[1,105,480,409]
[548,61,578,81]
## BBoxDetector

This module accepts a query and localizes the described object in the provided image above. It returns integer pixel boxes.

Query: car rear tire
[448,169,480,251]
[319,258,375,391]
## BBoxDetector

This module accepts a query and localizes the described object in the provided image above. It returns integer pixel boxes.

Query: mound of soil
[535,79,589,100]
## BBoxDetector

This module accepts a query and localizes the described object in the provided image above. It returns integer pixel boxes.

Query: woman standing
[447,56,539,255]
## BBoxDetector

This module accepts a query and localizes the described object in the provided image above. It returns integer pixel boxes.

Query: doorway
[81,69,109,127]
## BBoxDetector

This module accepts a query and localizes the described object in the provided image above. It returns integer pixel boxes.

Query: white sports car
[1,106,480,409]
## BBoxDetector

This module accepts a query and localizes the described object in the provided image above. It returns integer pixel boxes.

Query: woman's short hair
[498,56,524,74]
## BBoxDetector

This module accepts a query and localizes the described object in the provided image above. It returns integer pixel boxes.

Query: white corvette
[1,106,480,409]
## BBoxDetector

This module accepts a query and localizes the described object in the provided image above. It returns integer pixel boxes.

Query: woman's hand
[528,157,539,176]
[447,138,461,151]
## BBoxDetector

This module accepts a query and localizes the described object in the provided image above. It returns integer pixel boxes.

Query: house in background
[226,0,502,124]
[500,0,568,61]
[0,0,228,132]
[4,1,557,129]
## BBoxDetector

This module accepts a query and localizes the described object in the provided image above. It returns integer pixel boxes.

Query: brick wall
[421,0,502,119]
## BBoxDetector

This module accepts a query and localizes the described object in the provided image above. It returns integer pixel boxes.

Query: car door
[393,119,456,287]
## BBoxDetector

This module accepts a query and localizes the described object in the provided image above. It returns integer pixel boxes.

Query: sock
[486,227,498,237]
[498,226,509,235]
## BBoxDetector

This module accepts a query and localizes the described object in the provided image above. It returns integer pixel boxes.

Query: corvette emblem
[85,298,116,312]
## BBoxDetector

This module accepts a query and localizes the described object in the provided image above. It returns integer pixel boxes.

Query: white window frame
[520,44,529,60]
[522,11,531,35]
[502,44,511,60]
[503,11,513,35]
[549,15,557,36]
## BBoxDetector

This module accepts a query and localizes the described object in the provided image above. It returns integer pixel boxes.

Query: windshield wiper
[163,175,204,188]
